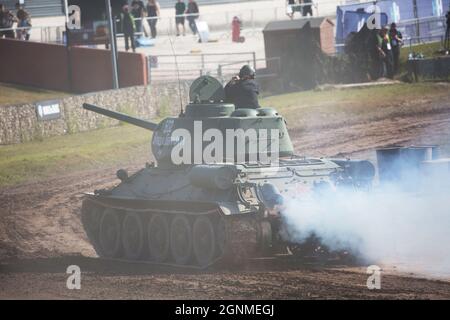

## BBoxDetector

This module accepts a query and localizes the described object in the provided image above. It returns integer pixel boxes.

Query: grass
[262,82,449,122]
[261,83,450,140]
[0,125,151,187]
[0,82,449,187]
[0,83,68,106]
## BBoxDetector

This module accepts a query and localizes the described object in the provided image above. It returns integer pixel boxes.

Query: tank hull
[81,157,373,268]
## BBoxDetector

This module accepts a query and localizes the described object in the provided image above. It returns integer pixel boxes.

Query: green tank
[81,76,375,267]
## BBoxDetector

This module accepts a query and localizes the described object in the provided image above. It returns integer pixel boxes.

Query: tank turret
[83,76,294,167]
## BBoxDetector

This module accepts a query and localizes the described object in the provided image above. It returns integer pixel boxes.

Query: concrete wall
[69,47,148,93]
[0,38,148,93]
[0,81,191,145]
[0,39,71,92]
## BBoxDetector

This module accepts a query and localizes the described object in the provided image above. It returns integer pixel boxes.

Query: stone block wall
[0,81,191,145]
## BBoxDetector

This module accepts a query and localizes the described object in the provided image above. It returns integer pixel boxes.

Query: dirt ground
[1,86,450,299]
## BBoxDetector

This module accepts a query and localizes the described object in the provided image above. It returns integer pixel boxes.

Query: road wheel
[99,209,122,258]
[122,212,145,260]
[81,201,102,240]
[148,214,170,263]
[170,215,192,265]
[80,201,104,255]
[193,216,216,267]
[216,217,227,256]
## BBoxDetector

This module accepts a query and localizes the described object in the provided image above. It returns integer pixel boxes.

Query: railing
[0,24,65,43]
[218,56,282,82]
[396,15,447,45]
[147,52,258,82]
[146,52,281,86]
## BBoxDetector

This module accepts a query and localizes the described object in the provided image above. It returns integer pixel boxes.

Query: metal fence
[147,52,257,82]
[397,15,447,45]
[146,52,282,83]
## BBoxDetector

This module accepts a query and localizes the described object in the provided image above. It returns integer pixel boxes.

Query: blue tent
[336,0,448,47]
[342,10,388,41]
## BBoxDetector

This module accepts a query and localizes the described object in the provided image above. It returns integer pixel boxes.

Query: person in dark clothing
[15,3,31,40]
[131,0,145,36]
[146,0,160,38]
[186,0,199,35]
[175,0,186,36]
[121,5,136,52]
[376,26,394,79]
[0,4,16,39]
[302,0,313,17]
[445,11,450,51]
[224,65,260,109]
[286,0,296,19]
[389,22,403,75]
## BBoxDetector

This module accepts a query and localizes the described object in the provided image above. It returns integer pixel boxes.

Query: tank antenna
[168,35,184,116]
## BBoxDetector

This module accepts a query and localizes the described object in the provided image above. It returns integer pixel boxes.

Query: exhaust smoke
[281,167,450,279]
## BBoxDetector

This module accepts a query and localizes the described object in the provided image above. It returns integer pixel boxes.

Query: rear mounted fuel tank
[376,145,440,189]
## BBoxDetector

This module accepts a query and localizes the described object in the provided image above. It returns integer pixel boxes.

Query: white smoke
[281,184,450,279]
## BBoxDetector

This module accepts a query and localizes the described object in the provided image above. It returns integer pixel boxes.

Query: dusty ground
[1,86,450,299]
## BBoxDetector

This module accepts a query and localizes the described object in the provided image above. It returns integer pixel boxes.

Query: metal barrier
[397,15,447,45]
[217,56,281,80]
[147,53,282,92]
[147,52,257,82]
[0,24,65,43]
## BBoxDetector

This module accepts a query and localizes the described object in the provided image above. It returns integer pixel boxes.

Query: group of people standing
[120,0,163,52]
[376,23,403,79]
[125,0,161,40]
[0,3,31,41]
[175,0,200,37]
[286,0,313,19]
[120,0,200,52]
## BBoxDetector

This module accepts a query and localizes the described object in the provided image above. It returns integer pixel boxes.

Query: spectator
[146,0,160,38]
[131,0,145,36]
[389,22,403,75]
[445,10,450,51]
[175,0,186,36]
[0,4,16,39]
[15,3,31,41]
[302,0,313,17]
[186,0,199,35]
[286,0,295,20]
[376,26,394,79]
[121,4,136,52]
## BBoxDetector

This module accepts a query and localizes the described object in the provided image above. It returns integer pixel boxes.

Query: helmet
[239,65,255,78]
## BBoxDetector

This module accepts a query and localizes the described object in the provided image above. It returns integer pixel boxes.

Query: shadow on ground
[0,254,360,277]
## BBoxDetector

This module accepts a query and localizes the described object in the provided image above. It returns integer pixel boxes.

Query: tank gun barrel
[83,103,159,131]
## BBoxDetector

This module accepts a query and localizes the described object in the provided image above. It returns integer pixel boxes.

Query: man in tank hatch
[224,65,261,110]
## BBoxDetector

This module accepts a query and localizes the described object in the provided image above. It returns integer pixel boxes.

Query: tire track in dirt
[0,166,141,260]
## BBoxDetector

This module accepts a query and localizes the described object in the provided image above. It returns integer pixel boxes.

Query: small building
[263,17,335,90]
[263,17,335,58]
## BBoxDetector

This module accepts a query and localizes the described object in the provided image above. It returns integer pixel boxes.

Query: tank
[81,76,375,268]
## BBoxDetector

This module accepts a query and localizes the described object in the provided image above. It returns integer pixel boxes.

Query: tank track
[81,197,261,269]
